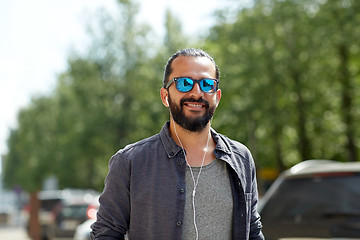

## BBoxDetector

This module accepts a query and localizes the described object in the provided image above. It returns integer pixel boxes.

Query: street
[0,226,30,240]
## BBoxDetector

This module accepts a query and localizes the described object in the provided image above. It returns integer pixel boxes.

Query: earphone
[172,114,213,240]
[166,96,169,106]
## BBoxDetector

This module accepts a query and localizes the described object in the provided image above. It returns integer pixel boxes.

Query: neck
[169,118,211,147]
[169,118,216,167]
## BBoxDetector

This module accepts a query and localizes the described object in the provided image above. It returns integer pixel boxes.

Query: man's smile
[181,97,209,112]
[184,102,206,110]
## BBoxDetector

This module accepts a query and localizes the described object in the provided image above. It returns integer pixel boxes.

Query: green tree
[52,59,120,189]
[3,0,191,195]
[205,0,360,174]
[314,0,360,162]
[4,96,57,240]
[4,97,58,190]
[163,8,189,53]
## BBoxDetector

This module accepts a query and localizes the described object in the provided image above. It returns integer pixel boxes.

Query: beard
[168,93,216,132]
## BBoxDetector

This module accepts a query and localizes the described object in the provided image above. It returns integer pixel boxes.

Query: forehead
[170,56,216,79]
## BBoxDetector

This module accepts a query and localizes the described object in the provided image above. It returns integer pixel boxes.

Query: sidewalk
[0,226,31,240]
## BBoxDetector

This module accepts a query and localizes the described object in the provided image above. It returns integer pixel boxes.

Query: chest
[183,159,233,239]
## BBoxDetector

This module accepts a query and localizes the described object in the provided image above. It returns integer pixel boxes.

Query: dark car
[26,189,99,240]
[258,160,360,240]
[73,195,100,240]
[45,190,99,240]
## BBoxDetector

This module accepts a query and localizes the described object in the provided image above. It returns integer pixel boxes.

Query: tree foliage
[3,0,360,195]
[206,0,360,170]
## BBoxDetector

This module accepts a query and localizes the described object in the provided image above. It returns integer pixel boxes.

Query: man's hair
[163,48,220,87]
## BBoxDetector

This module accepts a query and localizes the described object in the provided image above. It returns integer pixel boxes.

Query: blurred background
[1,0,359,239]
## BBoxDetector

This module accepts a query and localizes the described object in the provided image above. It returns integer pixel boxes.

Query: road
[0,226,30,240]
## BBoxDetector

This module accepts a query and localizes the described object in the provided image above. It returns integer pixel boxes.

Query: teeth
[188,104,202,107]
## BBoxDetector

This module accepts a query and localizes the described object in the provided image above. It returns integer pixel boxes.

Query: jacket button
[176,221,182,226]
[180,189,185,194]
[179,160,185,166]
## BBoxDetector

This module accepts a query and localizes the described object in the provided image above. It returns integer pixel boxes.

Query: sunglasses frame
[165,77,219,93]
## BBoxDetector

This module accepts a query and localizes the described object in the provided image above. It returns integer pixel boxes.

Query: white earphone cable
[173,120,211,240]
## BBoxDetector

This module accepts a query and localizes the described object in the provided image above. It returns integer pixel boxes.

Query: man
[90,48,264,240]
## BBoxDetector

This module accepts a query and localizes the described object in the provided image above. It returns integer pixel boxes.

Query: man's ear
[160,88,169,107]
[215,89,222,107]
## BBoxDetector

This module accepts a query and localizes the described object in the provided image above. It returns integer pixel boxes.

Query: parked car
[258,160,360,240]
[74,196,129,240]
[26,189,99,240]
[45,190,99,240]
[26,190,62,240]
[73,195,100,240]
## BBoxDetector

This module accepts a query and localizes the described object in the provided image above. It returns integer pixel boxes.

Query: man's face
[164,56,221,132]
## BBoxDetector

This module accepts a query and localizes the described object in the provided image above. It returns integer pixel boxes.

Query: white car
[73,218,95,240]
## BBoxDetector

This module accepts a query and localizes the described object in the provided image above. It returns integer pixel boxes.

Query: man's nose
[189,82,203,96]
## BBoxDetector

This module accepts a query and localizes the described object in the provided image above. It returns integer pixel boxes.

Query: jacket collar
[159,121,232,159]
[160,122,183,158]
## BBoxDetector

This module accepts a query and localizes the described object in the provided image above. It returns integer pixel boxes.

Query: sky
[0,0,252,171]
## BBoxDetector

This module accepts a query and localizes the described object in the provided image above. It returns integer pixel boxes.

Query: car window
[40,199,61,211]
[260,173,360,238]
[60,205,89,218]
[262,174,360,219]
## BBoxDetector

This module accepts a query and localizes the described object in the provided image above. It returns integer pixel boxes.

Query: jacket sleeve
[90,151,130,240]
[249,154,265,240]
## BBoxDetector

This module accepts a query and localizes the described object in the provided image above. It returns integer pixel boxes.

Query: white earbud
[165,96,169,107]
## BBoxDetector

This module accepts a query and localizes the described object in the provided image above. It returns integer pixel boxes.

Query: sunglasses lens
[174,78,217,93]
[200,79,216,92]
[176,78,194,92]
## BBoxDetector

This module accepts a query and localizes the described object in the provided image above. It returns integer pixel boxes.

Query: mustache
[180,97,209,108]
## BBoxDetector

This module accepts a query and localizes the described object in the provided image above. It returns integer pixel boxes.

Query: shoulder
[215,132,252,160]
[104,134,163,184]
[214,131,257,177]
[112,133,162,161]
[107,134,162,169]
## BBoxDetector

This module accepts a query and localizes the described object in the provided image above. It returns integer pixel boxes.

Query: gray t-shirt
[183,158,233,240]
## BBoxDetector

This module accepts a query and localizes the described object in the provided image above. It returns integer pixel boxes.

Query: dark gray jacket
[91,122,264,240]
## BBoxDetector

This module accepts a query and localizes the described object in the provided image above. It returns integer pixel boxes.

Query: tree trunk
[29,191,41,240]
[286,27,312,162]
[338,43,358,162]
[295,82,311,161]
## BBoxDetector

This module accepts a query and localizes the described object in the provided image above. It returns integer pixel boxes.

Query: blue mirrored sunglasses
[165,77,219,93]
